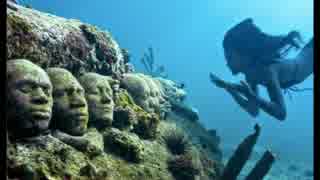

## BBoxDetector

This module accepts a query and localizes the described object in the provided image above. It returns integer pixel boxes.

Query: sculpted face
[7,59,53,138]
[121,74,151,110]
[47,68,88,136]
[138,74,164,114]
[79,73,114,128]
[121,73,166,115]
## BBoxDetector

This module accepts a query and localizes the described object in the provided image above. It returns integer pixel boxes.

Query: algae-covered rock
[7,4,125,77]
[157,121,221,180]
[170,100,200,121]
[168,153,201,180]
[156,77,187,103]
[114,88,161,139]
[103,128,145,163]
[160,125,193,156]
[166,112,222,162]
[7,135,88,179]
[7,4,224,180]
[113,106,137,131]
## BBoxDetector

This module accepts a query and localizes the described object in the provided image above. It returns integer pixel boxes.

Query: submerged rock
[168,154,200,180]
[7,135,88,179]
[170,100,200,121]
[7,4,126,77]
[114,88,161,139]
[156,77,187,102]
[6,4,224,180]
[103,128,145,163]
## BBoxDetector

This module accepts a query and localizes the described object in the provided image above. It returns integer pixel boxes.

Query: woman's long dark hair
[223,18,303,66]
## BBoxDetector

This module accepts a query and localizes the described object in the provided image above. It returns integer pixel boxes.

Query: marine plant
[161,127,192,155]
[167,154,200,180]
[140,46,168,78]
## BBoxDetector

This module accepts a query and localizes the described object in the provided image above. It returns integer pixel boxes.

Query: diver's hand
[209,72,230,89]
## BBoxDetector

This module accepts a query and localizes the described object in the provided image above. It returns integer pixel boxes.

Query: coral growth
[156,77,187,103]
[80,24,124,76]
[161,126,192,155]
[6,4,225,180]
[7,5,126,77]
[199,151,222,179]
[168,154,200,180]
[114,88,161,139]
[140,46,168,78]
[7,13,46,67]
[133,112,160,140]
[103,128,144,163]
[7,135,89,180]
[113,106,137,131]
[170,100,199,121]
[198,133,221,155]
[121,48,135,73]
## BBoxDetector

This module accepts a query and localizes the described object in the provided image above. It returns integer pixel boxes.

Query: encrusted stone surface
[7,3,125,77]
[6,3,223,180]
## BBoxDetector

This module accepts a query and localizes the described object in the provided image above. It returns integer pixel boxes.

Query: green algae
[115,89,160,139]
[7,13,33,33]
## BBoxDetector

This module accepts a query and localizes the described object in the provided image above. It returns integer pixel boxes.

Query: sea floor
[237,159,313,180]
[222,147,313,180]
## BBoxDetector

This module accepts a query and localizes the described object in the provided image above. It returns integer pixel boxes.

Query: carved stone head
[121,73,166,115]
[121,73,151,111]
[79,73,114,129]
[47,68,88,136]
[7,59,53,139]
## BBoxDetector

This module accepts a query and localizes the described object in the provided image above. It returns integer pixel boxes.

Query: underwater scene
[6,0,314,180]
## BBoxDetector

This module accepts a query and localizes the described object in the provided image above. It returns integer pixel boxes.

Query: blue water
[27,0,313,166]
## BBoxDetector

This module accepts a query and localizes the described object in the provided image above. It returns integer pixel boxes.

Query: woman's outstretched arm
[210,72,286,120]
[209,73,259,117]
[226,83,260,117]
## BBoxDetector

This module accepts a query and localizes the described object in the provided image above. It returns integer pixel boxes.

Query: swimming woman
[210,18,313,121]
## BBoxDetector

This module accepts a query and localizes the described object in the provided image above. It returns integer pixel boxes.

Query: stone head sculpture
[7,59,53,139]
[79,73,115,129]
[47,68,88,136]
[121,73,166,115]
[138,74,166,114]
[121,73,151,111]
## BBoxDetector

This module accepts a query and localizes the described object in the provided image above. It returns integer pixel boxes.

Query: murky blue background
[26,0,313,164]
